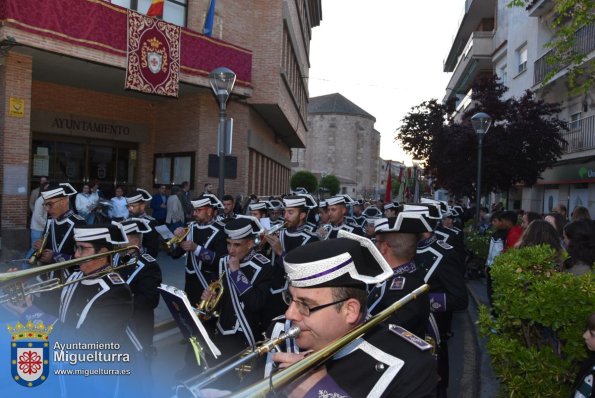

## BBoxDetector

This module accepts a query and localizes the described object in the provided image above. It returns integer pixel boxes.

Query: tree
[290,171,318,193]
[509,0,595,94]
[397,76,567,199]
[319,174,340,196]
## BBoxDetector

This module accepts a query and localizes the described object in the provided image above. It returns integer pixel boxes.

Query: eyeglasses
[282,290,348,317]
[43,199,64,208]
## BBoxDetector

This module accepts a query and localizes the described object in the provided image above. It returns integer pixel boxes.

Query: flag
[203,0,216,37]
[385,161,392,203]
[147,0,164,18]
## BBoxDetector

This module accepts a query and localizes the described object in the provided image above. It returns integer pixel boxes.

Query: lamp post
[471,112,492,228]
[209,67,236,199]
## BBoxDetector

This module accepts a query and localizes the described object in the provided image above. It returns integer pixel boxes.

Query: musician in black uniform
[415,202,468,398]
[216,194,237,224]
[436,208,466,275]
[263,195,319,321]
[351,200,366,227]
[33,183,86,267]
[14,223,136,397]
[119,218,163,361]
[325,195,365,238]
[270,236,437,398]
[126,188,159,258]
[200,217,272,363]
[368,207,432,338]
[268,199,285,226]
[171,194,228,306]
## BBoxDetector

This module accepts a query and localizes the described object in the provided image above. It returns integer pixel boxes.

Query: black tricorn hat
[41,183,77,200]
[224,215,264,240]
[126,188,152,204]
[73,222,128,245]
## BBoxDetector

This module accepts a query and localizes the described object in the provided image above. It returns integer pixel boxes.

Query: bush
[319,174,340,196]
[464,221,490,262]
[290,171,318,194]
[478,245,594,397]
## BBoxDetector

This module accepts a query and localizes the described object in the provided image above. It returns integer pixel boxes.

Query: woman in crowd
[562,220,595,276]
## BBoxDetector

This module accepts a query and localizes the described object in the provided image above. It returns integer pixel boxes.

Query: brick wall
[0,52,33,258]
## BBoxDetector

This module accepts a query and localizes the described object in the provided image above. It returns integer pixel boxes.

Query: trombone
[176,326,301,397]
[232,284,430,397]
[0,246,141,304]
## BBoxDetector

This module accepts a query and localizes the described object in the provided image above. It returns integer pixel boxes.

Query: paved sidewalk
[466,277,500,397]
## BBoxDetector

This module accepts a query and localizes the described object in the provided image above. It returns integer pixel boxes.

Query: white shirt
[30,195,47,231]
[110,196,129,219]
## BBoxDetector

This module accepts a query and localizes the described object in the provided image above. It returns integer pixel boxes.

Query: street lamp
[209,67,236,199]
[471,112,492,227]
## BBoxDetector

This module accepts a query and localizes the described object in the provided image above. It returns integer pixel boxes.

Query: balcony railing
[562,114,595,153]
[534,22,595,85]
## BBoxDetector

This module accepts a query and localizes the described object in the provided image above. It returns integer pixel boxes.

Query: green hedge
[478,245,594,397]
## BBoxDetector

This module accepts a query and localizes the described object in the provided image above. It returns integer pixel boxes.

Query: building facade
[443,0,595,216]
[292,93,381,198]
[0,0,322,259]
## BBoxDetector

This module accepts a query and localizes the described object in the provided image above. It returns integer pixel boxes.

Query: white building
[444,0,595,216]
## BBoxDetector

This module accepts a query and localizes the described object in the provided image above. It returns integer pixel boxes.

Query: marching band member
[216,194,237,224]
[33,183,85,267]
[263,195,320,321]
[126,188,159,258]
[202,217,272,365]
[325,195,365,238]
[268,199,285,226]
[270,236,437,397]
[119,218,163,361]
[171,194,228,306]
[415,202,468,398]
[368,207,432,338]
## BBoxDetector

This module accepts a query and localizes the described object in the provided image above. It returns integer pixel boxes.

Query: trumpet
[28,231,49,265]
[195,273,225,320]
[165,227,190,251]
[315,223,333,240]
[0,246,140,305]
[254,221,286,247]
[176,326,301,397]
[233,284,430,397]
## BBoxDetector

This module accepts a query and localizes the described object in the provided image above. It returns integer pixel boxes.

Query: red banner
[125,10,180,97]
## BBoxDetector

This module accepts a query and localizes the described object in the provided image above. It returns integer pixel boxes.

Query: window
[154,152,195,188]
[570,112,582,130]
[498,64,508,85]
[517,45,528,74]
[112,0,188,27]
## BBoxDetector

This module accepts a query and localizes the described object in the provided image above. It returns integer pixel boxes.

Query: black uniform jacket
[415,234,468,314]
[367,261,430,338]
[264,320,437,398]
[216,251,272,347]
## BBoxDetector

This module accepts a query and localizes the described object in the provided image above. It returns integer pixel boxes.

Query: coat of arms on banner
[125,10,181,97]
[8,320,53,387]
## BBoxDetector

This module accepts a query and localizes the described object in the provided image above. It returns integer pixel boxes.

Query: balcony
[444,0,496,72]
[444,31,494,103]
[562,114,595,153]
[534,22,595,86]
[527,0,556,17]
[0,0,252,93]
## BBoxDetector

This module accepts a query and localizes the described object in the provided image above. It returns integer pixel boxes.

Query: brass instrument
[28,231,49,265]
[195,272,225,320]
[176,326,301,397]
[0,246,141,305]
[254,221,286,247]
[165,227,190,251]
[315,223,333,240]
[232,284,430,398]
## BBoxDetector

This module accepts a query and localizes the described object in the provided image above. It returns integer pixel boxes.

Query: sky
[308,0,465,165]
